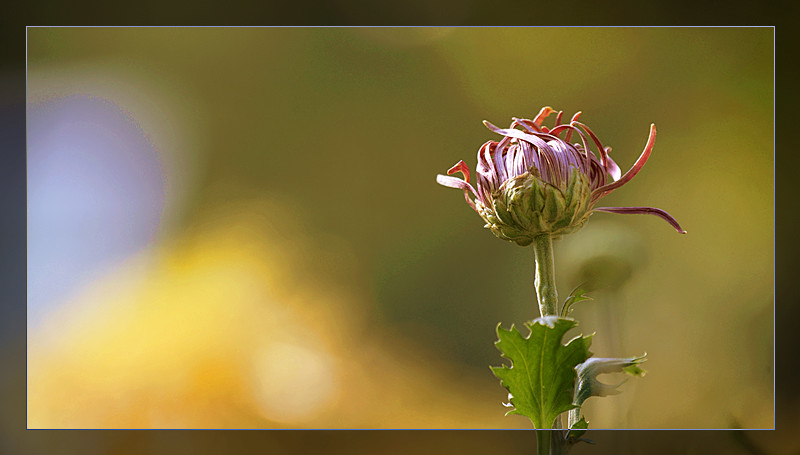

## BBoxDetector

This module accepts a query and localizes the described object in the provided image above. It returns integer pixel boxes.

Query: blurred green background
[24,27,773,431]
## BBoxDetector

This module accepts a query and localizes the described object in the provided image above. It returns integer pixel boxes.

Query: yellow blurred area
[27,199,518,428]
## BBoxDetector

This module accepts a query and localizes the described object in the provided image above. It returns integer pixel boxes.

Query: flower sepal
[479,167,593,245]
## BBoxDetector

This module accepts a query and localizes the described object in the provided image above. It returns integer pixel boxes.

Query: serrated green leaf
[573,354,647,408]
[491,316,593,428]
[560,285,592,317]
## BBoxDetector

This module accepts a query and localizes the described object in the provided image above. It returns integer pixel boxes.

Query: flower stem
[535,234,562,454]
[537,430,551,455]
[533,234,558,317]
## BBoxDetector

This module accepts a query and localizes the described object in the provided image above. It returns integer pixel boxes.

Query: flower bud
[437,107,685,245]
[478,167,593,246]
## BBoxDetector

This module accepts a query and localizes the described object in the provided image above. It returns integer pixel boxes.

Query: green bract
[477,167,593,246]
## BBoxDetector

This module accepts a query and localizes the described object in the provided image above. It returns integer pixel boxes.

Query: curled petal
[493,135,511,183]
[475,172,491,206]
[436,174,479,212]
[549,123,595,183]
[564,111,582,142]
[482,119,508,136]
[591,124,657,200]
[573,121,614,177]
[483,121,553,152]
[476,141,498,190]
[592,206,686,234]
[447,159,471,184]
[604,148,622,181]
[511,117,542,133]
[533,106,556,126]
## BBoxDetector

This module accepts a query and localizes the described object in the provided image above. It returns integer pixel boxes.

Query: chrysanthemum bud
[478,167,593,246]
[437,107,686,246]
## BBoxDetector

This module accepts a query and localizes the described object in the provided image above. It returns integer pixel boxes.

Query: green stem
[551,418,569,455]
[536,430,551,455]
[533,234,558,317]
[534,235,566,455]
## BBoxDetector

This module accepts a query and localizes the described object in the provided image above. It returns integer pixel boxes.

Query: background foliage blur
[24,27,773,431]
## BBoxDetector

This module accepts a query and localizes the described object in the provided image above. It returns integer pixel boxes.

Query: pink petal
[483,121,552,152]
[533,106,555,126]
[477,141,497,189]
[482,120,507,136]
[511,117,542,133]
[573,121,613,177]
[591,124,657,201]
[436,174,478,211]
[447,159,471,184]
[593,206,686,234]
[494,136,513,183]
[549,124,593,181]
[475,173,491,206]
[565,111,582,142]
[605,149,622,181]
